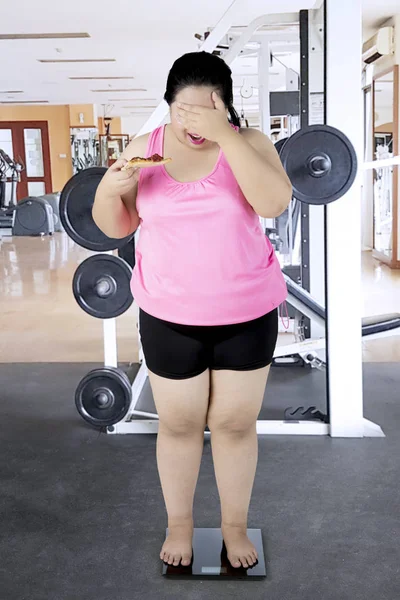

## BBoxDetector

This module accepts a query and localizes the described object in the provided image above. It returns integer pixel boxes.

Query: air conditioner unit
[362,27,394,64]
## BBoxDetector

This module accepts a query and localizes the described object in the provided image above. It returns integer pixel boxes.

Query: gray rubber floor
[1,363,399,600]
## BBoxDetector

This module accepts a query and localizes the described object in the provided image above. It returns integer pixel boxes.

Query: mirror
[372,67,397,260]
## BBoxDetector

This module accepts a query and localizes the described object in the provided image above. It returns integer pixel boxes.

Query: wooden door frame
[0,121,52,199]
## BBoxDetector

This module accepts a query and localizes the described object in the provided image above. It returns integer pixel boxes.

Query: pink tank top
[131,125,287,325]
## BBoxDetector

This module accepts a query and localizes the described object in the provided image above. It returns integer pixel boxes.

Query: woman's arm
[218,127,292,218]
[92,134,149,239]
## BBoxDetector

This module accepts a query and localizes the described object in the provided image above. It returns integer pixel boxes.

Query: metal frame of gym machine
[105,0,386,439]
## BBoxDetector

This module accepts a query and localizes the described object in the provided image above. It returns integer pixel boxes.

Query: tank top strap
[145,125,164,157]
[137,126,164,192]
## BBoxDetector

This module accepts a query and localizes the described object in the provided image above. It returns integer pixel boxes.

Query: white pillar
[308,4,326,338]
[103,318,118,367]
[258,40,271,136]
[326,0,364,437]
[394,15,400,261]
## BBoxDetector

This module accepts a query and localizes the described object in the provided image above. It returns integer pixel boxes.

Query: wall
[121,113,170,138]
[375,105,394,129]
[120,115,144,137]
[0,104,72,192]
[69,104,97,128]
[98,117,122,135]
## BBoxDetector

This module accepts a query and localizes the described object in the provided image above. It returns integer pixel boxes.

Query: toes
[172,555,181,567]
[247,554,254,566]
[231,556,241,568]
[241,557,249,568]
[167,554,174,565]
[182,554,192,566]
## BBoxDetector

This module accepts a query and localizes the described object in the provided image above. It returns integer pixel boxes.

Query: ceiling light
[0,100,49,104]
[107,98,156,102]
[0,90,23,94]
[69,76,134,80]
[39,59,115,64]
[0,32,90,40]
[92,88,146,93]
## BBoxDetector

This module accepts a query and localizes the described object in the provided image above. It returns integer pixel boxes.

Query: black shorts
[138,309,278,380]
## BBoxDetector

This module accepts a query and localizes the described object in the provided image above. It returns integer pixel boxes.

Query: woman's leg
[207,366,270,568]
[149,369,210,567]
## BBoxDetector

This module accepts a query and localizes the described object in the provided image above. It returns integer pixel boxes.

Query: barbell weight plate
[59,167,135,252]
[279,125,358,205]
[73,254,134,319]
[274,137,288,156]
[75,366,132,427]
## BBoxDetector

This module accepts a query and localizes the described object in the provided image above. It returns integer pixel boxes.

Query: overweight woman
[93,51,292,570]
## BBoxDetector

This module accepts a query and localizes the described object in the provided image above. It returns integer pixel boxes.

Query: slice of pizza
[121,153,172,171]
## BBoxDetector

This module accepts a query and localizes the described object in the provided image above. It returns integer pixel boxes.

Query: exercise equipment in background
[278,124,358,205]
[11,197,55,237]
[73,254,133,319]
[70,128,99,175]
[60,122,363,434]
[75,365,135,427]
[274,137,289,156]
[0,149,24,230]
[99,134,130,168]
[59,167,135,252]
[39,193,63,232]
[61,123,398,432]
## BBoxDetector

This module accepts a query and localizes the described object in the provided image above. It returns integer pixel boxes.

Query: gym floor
[1,362,399,600]
[1,234,400,599]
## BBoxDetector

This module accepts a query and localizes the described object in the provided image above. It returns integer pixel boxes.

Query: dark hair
[164,51,241,127]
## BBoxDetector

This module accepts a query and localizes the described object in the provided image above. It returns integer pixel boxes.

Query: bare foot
[160,519,193,567]
[221,523,258,569]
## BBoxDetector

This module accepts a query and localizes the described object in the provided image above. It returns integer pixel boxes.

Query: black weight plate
[75,366,132,427]
[60,167,134,251]
[73,254,133,319]
[16,198,48,232]
[279,125,358,205]
[274,137,288,156]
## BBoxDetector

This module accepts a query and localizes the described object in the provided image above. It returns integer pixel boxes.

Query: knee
[159,415,206,437]
[207,413,256,436]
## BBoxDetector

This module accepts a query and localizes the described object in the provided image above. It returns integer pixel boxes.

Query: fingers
[109,159,139,181]
[176,113,198,131]
[176,102,201,114]
[109,158,128,171]
[117,169,139,185]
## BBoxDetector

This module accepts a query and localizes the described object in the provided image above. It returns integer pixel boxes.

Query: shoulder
[239,127,269,143]
[121,130,153,160]
[239,127,277,154]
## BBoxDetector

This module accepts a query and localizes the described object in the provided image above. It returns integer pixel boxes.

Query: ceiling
[0,0,314,121]
[0,0,398,132]
[362,0,400,39]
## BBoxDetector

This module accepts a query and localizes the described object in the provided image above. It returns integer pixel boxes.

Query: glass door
[0,122,52,201]
[0,128,15,207]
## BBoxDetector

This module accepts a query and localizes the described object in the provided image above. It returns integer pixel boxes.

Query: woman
[93,51,292,570]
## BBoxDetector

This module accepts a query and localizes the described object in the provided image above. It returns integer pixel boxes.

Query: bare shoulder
[239,127,273,147]
[121,132,151,160]
[240,127,281,168]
